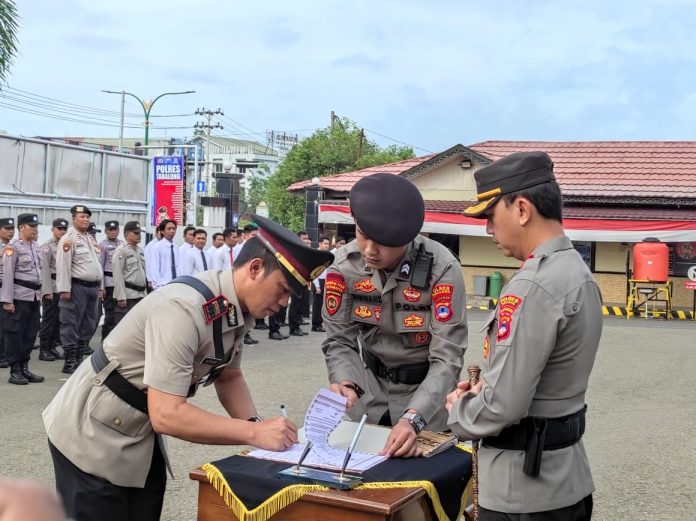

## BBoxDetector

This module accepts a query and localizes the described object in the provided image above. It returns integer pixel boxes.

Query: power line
[362,128,434,154]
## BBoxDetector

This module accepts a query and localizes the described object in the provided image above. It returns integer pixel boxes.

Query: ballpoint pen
[292,441,313,475]
[339,413,368,481]
[280,404,288,418]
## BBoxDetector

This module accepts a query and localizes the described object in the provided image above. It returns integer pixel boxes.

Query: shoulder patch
[432,283,454,322]
[62,239,72,252]
[325,272,346,316]
[496,294,523,342]
[4,246,13,256]
[483,336,490,359]
[42,245,51,255]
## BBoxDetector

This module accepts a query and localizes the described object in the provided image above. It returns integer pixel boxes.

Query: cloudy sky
[3,0,696,153]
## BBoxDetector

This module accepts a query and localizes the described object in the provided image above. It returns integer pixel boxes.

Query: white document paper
[247,389,387,473]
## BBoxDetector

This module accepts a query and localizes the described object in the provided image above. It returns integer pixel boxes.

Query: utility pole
[194,107,223,195]
[357,128,365,161]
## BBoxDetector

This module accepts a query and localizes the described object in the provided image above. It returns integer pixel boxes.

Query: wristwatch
[401,411,426,434]
[247,415,264,422]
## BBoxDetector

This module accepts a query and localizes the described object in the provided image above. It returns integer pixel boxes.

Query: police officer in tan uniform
[111,221,146,326]
[56,205,104,374]
[38,218,69,362]
[43,214,333,521]
[0,217,15,369]
[446,152,601,520]
[99,220,123,343]
[322,173,468,458]
[1,213,44,385]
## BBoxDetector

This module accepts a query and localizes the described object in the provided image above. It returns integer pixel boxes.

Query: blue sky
[3,0,696,154]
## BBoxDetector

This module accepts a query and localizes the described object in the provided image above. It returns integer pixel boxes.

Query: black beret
[52,218,69,228]
[0,217,15,227]
[252,214,334,296]
[17,213,40,226]
[87,222,101,233]
[105,220,119,229]
[70,204,92,216]
[124,221,141,233]
[349,173,424,247]
[464,151,555,218]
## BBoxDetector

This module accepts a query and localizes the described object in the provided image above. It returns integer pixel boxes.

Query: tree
[0,0,18,84]
[265,119,414,229]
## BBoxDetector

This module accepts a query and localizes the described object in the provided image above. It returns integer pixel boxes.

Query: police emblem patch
[414,331,430,345]
[62,239,72,252]
[325,273,346,316]
[402,286,421,302]
[432,284,454,322]
[353,278,377,293]
[3,246,13,256]
[354,305,373,319]
[403,313,425,328]
[483,336,490,359]
[496,294,522,342]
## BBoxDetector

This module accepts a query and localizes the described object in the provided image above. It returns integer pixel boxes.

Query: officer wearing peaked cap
[446,151,600,520]
[38,218,69,362]
[43,214,333,521]
[2,213,44,385]
[56,205,103,374]
[111,221,146,326]
[99,220,123,342]
[0,216,15,368]
[322,173,468,458]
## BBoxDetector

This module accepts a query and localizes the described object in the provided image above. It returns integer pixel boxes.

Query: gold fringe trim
[202,462,472,521]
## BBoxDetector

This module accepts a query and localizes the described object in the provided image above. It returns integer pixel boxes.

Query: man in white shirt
[231,223,258,259]
[144,228,161,291]
[178,226,195,256]
[206,232,224,257]
[149,220,180,289]
[311,236,332,332]
[181,229,211,276]
[213,228,236,270]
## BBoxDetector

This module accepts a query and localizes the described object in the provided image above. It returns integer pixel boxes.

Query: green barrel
[488,271,504,298]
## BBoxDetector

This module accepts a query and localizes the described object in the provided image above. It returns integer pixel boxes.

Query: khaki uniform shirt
[1,239,41,303]
[0,240,6,285]
[447,236,602,513]
[40,238,59,296]
[56,227,103,293]
[112,243,147,301]
[100,238,124,288]
[43,270,252,487]
[322,236,468,431]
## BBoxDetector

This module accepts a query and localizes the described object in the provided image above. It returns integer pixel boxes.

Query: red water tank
[633,238,669,282]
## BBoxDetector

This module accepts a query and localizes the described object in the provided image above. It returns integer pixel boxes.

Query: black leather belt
[91,345,148,415]
[362,349,429,385]
[14,279,41,290]
[72,278,100,288]
[125,281,147,292]
[104,271,113,277]
[483,405,587,477]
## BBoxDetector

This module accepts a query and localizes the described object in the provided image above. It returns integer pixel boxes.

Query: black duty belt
[14,279,41,290]
[72,278,100,288]
[362,348,429,385]
[483,405,587,477]
[104,271,113,277]
[124,281,147,292]
[91,345,149,415]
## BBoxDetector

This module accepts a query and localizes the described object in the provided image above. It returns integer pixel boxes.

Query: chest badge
[403,313,425,328]
[353,278,377,293]
[202,295,229,324]
[354,305,373,319]
[402,287,421,302]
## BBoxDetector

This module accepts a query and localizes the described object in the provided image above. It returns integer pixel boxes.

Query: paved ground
[1,311,695,520]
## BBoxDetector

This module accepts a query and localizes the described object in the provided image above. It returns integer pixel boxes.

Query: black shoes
[0,357,8,369]
[21,361,44,383]
[289,329,308,337]
[269,331,289,341]
[8,362,28,385]
[244,334,259,345]
[62,348,78,374]
[254,323,269,330]
[311,326,326,333]
[50,346,65,360]
[39,347,56,361]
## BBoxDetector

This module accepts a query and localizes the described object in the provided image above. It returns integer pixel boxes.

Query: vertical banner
[152,156,184,226]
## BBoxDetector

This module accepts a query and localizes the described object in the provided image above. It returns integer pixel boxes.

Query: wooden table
[190,468,437,521]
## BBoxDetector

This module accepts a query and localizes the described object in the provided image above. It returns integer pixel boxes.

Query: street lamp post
[102,89,195,150]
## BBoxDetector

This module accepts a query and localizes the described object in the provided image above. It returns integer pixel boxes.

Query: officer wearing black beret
[446,151,601,520]
[0,217,15,368]
[2,213,43,385]
[322,173,468,458]
[44,214,333,521]
[37,218,70,361]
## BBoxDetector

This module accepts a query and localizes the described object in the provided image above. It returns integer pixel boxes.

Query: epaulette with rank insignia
[202,295,230,324]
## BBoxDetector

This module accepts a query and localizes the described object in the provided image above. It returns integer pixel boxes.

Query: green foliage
[0,0,18,84]
[264,119,414,229]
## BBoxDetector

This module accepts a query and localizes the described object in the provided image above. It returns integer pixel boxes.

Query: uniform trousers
[39,293,61,350]
[479,495,593,521]
[3,299,41,364]
[101,286,116,342]
[288,288,308,331]
[49,439,166,521]
[59,284,99,350]
[311,280,325,328]
[113,298,143,328]
[0,308,5,363]
[268,308,286,334]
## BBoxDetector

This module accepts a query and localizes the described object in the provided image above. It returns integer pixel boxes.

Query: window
[572,241,595,271]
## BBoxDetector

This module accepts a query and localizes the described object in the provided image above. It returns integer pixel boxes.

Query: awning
[319,203,696,243]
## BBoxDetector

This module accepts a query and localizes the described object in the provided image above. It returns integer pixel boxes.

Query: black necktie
[201,250,208,270]
[170,244,177,278]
